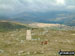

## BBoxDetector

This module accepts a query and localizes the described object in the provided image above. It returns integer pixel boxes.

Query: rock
[26,51,30,55]
[18,50,24,56]
[20,40,24,43]
[0,49,4,53]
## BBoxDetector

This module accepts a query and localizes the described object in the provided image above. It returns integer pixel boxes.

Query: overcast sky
[0,0,75,15]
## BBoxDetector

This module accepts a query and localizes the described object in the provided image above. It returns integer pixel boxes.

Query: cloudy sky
[0,0,75,15]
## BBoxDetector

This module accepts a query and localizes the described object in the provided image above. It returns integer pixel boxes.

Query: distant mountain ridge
[0,11,75,26]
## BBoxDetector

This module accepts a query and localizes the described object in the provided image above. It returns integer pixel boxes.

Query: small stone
[34,51,37,54]
[26,52,30,55]
[20,40,24,43]
[11,34,14,37]
[18,50,24,56]
[0,49,4,53]
[38,38,40,40]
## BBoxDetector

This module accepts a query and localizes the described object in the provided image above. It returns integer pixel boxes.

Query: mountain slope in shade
[0,21,29,32]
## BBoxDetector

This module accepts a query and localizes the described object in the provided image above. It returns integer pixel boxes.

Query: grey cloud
[0,0,75,15]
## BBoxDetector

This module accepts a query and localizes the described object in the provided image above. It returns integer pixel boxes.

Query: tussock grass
[0,28,75,56]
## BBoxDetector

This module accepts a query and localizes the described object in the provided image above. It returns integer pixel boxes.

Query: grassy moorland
[0,22,75,56]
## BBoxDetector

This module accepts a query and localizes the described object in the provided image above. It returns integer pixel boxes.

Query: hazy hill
[28,23,75,30]
[29,23,60,28]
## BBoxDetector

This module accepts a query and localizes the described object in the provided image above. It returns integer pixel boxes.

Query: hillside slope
[0,21,29,32]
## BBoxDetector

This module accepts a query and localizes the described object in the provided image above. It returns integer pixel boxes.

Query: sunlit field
[0,28,75,56]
